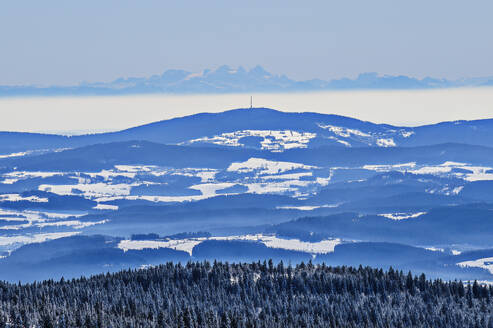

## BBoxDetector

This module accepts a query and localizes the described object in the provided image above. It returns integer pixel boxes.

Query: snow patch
[363,162,416,172]
[93,203,119,210]
[227,158,315,175]
[117,234,342,256]
[0,151,29,159]
[376,138,396,147]
[36,219,108,229]
[318,124,370,138]
[458,257,493,274]
[452,186,464,195]
[276,204,340,211]
[39,182,135,198]
[425,247,444,252]
[0,232,80,247]
[118,239,201,256]
[0,194,49,203]
[189,183,236,197]
[261,236,341,254]
[401,131,415,138]
[186,130,316,151]
[379,212,427,220]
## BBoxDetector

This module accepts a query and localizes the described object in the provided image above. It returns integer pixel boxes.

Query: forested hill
[1,262,492,328]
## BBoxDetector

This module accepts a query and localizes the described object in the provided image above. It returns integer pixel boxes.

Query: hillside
[4,108,493,154]
[1,108,493,283]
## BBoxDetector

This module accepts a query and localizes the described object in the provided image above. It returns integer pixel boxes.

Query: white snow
[379,212,427,220]
[441,161,468,166]
[36,219,107,229]
[213,234,341,254]
[410,166,452,175]
[39,182,136,198]
[318,124,370,138]
[0,194,49,203]
[363,162,416,172]
[27,210,86,219]
[243,179,326,197]
[0,232,79,247]
[364,161,493,182]
[458,257,493,274]
[260,236,341,254]
[461,167,493,181]
[376,138,396,147]
[262,172,313,181]
[452,186,464,195]
[113,165,155,173]
[118,234,342,256]
[86,169,136,180]
[318,124,398,147]
[95,194,209,203]
[186,130,317,151]
[0,178,19,184]
[326,136,353,147]
[0,151,29,159]
[0,208,98,230]
[276,205,320,211]
[118,239,202,256]
[227,158,315,175]
[93,203,119,210]
[3,171,63,179]
[410,162,493,181]
[194,169,218,182]
[189,183,236,197]
[0,222,32,230]
[425,247,444,252]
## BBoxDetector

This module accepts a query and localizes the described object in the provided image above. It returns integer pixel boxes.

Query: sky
[1,0,493,86]
[1,88,493,134]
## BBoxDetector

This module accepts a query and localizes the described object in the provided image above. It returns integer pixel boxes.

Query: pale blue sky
[1,0,492,85]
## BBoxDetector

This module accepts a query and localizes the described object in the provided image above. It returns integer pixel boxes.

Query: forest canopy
[1,261,493,328]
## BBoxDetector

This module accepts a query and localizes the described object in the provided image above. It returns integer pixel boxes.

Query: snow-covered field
[186,130,317,151]
[0,158,324,202]
[1,157,492,209]
[0,207,106,253]
[227,158,315,174]
[1,153,493,261]
[364,161,493,182]
[379,212,427,220]
[317,124,404,147]
[0,231,80,255]
[118,234,342,256]
[458,257,493,274]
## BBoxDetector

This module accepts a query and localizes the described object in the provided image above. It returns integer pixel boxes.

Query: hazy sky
[1,0,493,85]
[1,88,493,134]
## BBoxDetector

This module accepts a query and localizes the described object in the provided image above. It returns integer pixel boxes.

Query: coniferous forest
[1,262,493,328]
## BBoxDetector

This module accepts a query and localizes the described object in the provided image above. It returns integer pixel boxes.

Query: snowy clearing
[227,158,315,175]
[458,257,493,274]
[379,212,427,220]
[118,234,342,255]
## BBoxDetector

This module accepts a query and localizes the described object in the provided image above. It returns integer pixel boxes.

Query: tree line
[0,260,492,327]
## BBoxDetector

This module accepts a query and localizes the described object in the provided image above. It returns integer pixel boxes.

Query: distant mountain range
[1,65,493,96]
